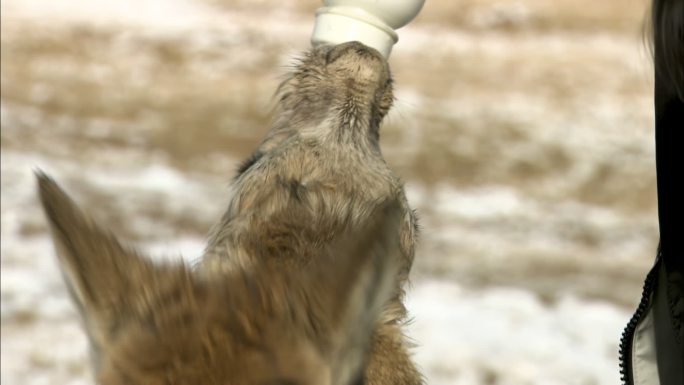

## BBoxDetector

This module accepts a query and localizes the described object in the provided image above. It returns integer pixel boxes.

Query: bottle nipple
[311,0,425,58]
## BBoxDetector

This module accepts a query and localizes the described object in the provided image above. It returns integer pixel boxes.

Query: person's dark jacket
[619,2,684,383]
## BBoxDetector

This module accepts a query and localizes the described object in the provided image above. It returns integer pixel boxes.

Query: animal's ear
[36,172,157,364]
[310,202,404,383]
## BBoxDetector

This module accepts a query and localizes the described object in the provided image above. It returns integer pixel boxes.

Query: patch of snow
[2,0,312,48]
[2,0,228,33]
[406,280,630,385]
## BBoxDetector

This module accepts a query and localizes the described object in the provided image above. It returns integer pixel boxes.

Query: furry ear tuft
[36,171,157,364]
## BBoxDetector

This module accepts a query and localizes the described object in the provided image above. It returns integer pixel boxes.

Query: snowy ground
[1,0,657,384]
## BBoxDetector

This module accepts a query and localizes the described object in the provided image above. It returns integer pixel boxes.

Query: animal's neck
[300,112,380,155]
[270,94,383,152]
[334,104,380,144]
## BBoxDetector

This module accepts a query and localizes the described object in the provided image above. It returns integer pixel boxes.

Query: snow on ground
[407,281,629,385]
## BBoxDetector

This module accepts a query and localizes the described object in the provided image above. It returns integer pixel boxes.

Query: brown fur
[38,41,422,384]
[202,41,422,384]
[37,172,405,385]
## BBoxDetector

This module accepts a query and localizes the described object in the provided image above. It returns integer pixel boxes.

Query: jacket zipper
[619,248,660,385]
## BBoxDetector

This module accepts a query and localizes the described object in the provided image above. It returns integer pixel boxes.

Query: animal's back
[202,135,412,273]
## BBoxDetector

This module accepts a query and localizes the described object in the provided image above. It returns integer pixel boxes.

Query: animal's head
[37,172,402,385]
[275,41,394,138]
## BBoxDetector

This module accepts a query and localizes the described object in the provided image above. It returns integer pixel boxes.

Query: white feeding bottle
[311,0,426,58]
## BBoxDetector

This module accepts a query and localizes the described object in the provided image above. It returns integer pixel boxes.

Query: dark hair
[651,0,684,100]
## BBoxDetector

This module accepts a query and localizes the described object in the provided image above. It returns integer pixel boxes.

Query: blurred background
[1,0,657,384]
